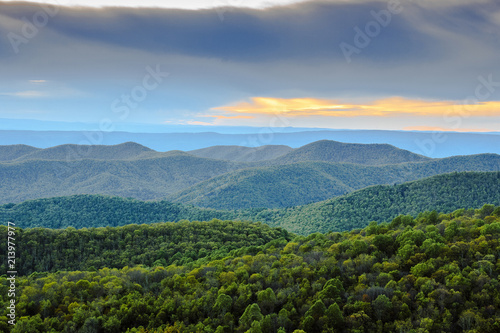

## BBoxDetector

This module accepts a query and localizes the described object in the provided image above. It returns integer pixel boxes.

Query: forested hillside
[0,220,290,274]
[0,195,238,229]
[1,206,500,332]
[0,144,39,161]
[0,153,243,204]
[168,162,361,209]
[269,140,430,165]
[168,158,500,209]
[3,172,500,234]
[262,172,500,234]
[0,141,499,206]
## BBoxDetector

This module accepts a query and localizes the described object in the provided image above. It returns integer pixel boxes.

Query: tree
[246,320,262,333]
[303,300,327,331]
[373,295,392,321]
[319,278,344,304]
[306,300,326,320]
[239,304,263,332]
[214,294,233,317]
[458,310,479,331]
[257,288,277,314]
[11,315,43,333]
[278,309,293,332]
[326,302,344,328]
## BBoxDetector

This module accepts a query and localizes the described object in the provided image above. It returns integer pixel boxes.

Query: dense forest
[0,220,290,275]
[1,205,500,332]
[0,195,236,230]
[3,172,500,235]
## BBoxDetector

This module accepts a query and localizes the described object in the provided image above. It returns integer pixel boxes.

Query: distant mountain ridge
[0,144,40,161]
[269,140,430,165]
[0,153,242,204]
[0,142,154,161]
[0,139,427,165]
[2,129,500,157]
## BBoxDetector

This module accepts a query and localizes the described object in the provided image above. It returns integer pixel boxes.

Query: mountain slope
[0,141,499,206]
[0,144,40,161]
[169,154,500,209]
[0,153,244,204]
[4,172,500,234]
[271,140,430,165]
[188,144,293,162]
[0,194,238,229]
[168,162,355,209]
[266,171,500,234]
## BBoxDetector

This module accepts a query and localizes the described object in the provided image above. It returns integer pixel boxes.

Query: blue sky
[0,0,499,132]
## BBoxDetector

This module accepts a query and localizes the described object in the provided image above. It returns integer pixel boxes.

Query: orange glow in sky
[213,96,500,118]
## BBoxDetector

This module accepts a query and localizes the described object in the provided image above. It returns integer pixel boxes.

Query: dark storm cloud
[0,0,499,102]
[0,1,456,62]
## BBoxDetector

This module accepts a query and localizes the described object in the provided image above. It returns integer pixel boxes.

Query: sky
[0,0,499,132]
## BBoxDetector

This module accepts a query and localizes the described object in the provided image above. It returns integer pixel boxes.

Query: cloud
[0,0,484,63]
[213,97,500,118]
[0,0,499,129]
[213,97,352,115]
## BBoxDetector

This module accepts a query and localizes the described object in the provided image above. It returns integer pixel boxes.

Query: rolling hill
[3,128,500,157]
[168,155,500,209]
[0,152,244,204]
[0,142,155,161]
[3,172,500,234]
[0,144,40,161]
[167,162,357,209]
[1,140,499,206]
[0,194,236,229]
[269,140,430,165]
[0,219,290,274]
[263,171,500,234]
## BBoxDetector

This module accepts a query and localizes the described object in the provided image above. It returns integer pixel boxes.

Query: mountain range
[1,140,499,207]
[2,128,500,157]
